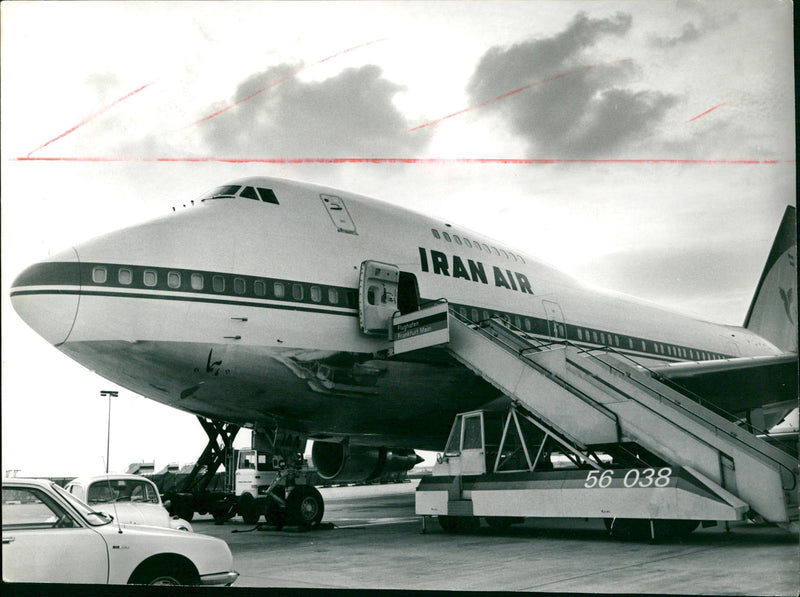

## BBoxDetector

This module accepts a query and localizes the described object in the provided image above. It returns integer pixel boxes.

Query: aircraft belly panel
[57,340,501,450]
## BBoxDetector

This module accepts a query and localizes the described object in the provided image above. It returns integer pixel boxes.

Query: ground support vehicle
[2,478,238,585]
[410,308,798,540]
[164,417,324,529]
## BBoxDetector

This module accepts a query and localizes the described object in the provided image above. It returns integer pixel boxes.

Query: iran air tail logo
[779,287,794,323]
[779,250,796,323]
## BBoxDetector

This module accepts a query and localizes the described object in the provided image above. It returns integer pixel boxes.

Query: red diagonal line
[409,59,632,132]
[687,102,729,122]
[15,156,789,165]
[177,37,388,130]
[26,83,154,157]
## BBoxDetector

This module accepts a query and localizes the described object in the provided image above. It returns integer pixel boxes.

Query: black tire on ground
[286,485,324,528]
[437,515,460,532]
[173,499,194,522]
[437,515,479,533]
[265,487,287,528]
[239,493,261,525]
[607,518,652,541]
[129,559,196,586]
[212,509,233,523]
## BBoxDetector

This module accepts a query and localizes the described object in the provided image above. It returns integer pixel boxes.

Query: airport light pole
[100,390,119,473]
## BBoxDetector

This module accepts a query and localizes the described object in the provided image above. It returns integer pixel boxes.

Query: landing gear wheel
[286,485,324,528]
[239,493,261,525]
[265,487,287,529]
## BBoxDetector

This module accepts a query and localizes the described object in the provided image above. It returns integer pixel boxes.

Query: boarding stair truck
[164,418,323,528]
[399,305,798,539]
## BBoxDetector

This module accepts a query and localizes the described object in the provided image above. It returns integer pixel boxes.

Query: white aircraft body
[10,177,797,482]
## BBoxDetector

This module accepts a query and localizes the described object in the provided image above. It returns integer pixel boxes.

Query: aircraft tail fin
[743,206,797,352]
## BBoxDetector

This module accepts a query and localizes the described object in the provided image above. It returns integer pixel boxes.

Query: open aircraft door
[359,261,399,336]
[543,299,567,340]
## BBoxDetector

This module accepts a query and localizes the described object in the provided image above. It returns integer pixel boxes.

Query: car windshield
[51,482,113,527]
[88,479,159,504]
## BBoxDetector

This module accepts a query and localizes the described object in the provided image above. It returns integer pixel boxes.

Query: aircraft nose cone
[10,247,81,346]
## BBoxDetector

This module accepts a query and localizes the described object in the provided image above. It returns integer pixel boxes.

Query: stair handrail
[469,312,798,490]
[447,308,622,443]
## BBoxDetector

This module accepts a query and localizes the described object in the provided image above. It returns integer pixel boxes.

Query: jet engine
[311,441,422,483]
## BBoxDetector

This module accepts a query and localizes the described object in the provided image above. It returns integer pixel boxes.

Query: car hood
[92,502,170,528]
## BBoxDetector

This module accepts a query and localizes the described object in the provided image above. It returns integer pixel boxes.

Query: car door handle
[2,536,15,544]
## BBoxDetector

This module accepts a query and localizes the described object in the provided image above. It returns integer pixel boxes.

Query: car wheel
[129,559,197,586]
[286,485,324,528]
[239,492,261,525]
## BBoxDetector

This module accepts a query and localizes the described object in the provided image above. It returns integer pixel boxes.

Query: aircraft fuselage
[10,177,784,450]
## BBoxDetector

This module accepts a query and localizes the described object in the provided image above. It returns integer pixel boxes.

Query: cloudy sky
[1,1,794,477]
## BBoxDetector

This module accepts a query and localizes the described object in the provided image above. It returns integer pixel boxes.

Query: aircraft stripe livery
[10,177,797,456]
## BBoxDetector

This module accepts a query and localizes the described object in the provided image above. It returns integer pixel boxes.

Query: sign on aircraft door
[359,261,399,336]
[542,300,567,340]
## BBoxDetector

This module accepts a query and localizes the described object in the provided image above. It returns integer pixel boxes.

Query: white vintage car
[2,478,238,585]
[65,474,192,531]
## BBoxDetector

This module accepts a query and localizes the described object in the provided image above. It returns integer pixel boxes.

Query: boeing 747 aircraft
[10,176,797,521]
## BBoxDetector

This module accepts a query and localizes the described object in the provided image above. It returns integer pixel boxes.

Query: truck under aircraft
[10,177,798,529]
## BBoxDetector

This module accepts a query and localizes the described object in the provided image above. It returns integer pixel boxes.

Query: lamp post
[100,390,119,473]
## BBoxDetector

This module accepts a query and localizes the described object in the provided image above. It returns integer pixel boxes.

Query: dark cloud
[649,22,702,48]
[466,12,678,158]
[201,64,432,157]
[648,4,738,48]
[467,12,632,99]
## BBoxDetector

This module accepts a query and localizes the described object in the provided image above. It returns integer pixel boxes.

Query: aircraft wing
[649,353,798,419]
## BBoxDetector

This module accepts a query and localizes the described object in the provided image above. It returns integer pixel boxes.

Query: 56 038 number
[584,468,672,489]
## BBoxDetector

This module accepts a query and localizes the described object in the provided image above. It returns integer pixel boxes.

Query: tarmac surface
[191,479,799,595]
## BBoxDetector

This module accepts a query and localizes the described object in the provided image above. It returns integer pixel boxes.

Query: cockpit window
[240,186,259,201]
[257,188,279,205]
[239,186,279,205]
[200,185,241,201]
[200,184,279,205]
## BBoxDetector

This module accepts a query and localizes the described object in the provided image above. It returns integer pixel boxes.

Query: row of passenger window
[431,229,525,264]
[575,328,719,360]
[90,266,350,306]
[454,305,723,361]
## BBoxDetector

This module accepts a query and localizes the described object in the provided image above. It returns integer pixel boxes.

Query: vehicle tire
[437,515,461,533]
[129,559,197,586]
[165,492,194,522]
[239,493,261,525]
[437,515,479,533]
[286,485,324,528]
[607,518,652,541]
[212,509,233,524]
